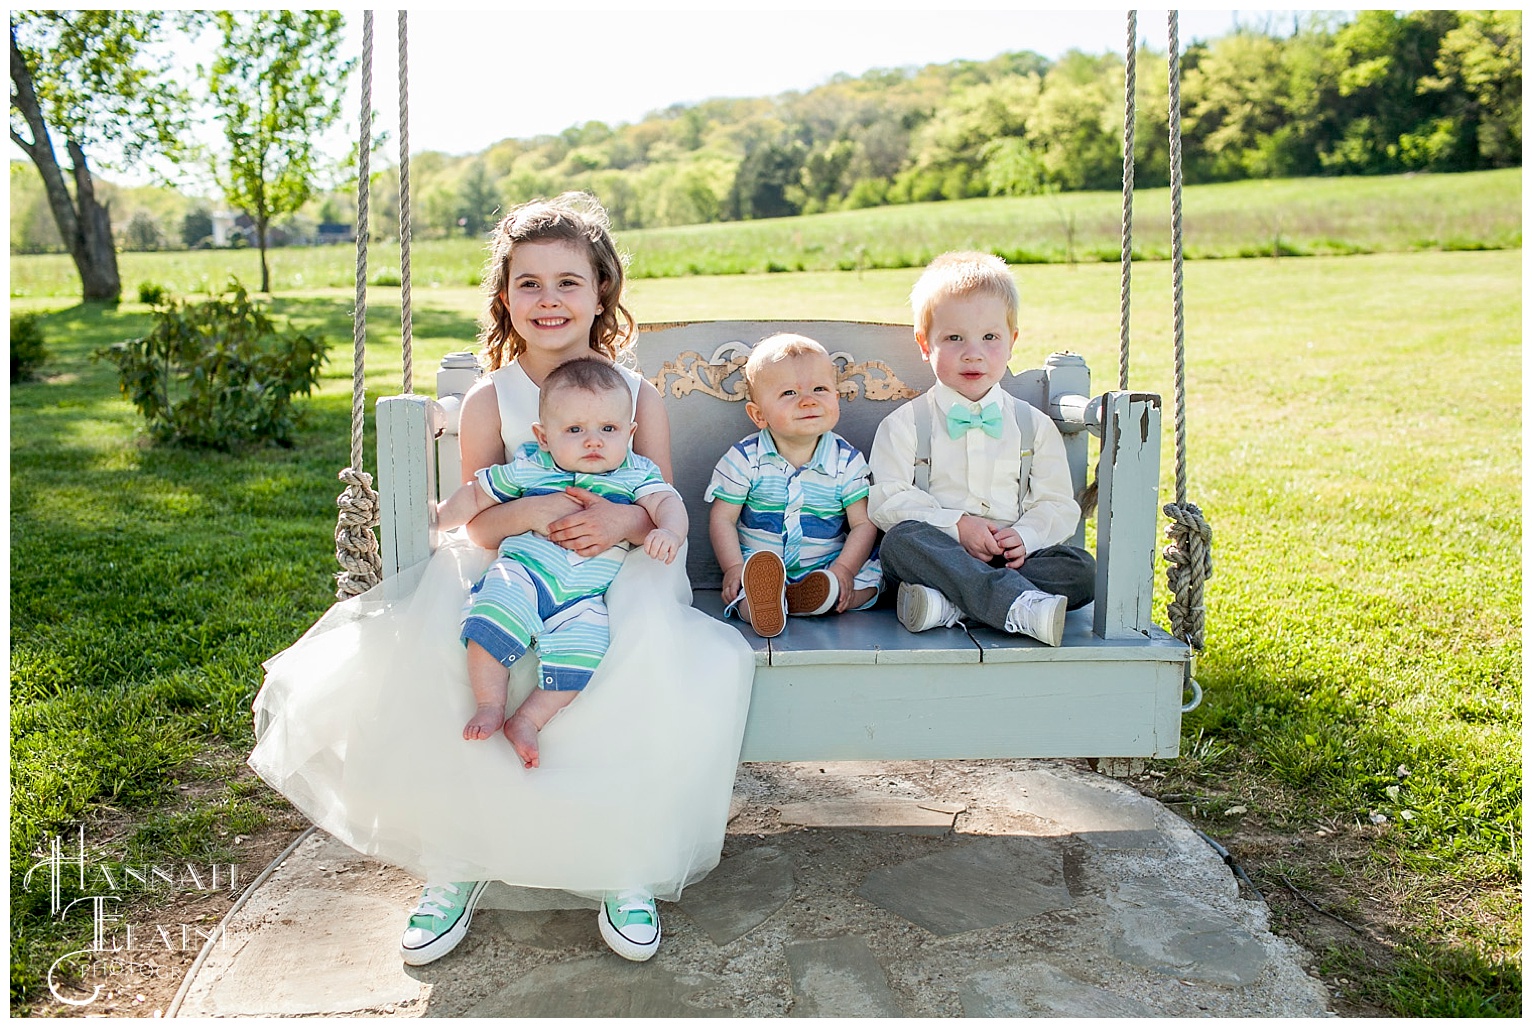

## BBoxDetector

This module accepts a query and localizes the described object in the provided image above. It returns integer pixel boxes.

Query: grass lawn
[9,246,1521,1015]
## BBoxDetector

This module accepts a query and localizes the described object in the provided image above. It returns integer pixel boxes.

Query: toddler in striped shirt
[706,334,882,639]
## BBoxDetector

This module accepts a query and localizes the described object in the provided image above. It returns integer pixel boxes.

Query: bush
[96,279,328,449]
[10,312,48,380]
[124,209,163,252]
[137,281,168,305]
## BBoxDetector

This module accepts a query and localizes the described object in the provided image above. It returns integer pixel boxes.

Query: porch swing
[340,11,1211,771]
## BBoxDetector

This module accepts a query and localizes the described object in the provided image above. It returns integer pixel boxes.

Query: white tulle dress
[249,360,755,905]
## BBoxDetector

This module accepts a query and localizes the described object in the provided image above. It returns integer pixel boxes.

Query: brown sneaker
[786,569,839,616]
[741,551,788,638]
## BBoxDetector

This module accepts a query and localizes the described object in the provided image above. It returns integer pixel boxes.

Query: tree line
[10,11,1521,298]
[389,10,1517,237]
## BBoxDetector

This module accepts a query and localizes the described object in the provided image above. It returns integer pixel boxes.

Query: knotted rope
[335,9,382,599]
[1163,501,1212,651]
[1161,11,1212,706]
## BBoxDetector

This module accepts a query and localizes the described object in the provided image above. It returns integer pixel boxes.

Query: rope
[350,11,372,475]
[1168,11,1188,512]
[397,10,413,394]
[1162,10,1212,707]
[336,466,384,597]
[1118,9,1136,392]
[335,9,382,600]
[1163,501,1211,651]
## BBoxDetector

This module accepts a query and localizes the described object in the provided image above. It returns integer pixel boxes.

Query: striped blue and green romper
[462,443,677,692]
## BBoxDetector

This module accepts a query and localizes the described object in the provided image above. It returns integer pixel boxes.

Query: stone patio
[172,761,1332,1018]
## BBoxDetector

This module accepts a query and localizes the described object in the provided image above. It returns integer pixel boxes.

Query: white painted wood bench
[376,322,1189,766]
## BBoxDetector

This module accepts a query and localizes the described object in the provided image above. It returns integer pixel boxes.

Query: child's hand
[643,528,681,564]
[720,563,744,604]
[956,515,1005,563]
[547,488,626,553]
[828,560,858,612]
[992,527,1028,569]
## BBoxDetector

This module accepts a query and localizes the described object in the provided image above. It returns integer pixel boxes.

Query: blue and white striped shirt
[706,429,870,579]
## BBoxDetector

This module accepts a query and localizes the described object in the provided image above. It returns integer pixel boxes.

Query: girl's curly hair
[479,192,635,370]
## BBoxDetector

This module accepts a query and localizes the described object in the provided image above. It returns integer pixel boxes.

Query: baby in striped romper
[707,334,883,639]
[435,357,687,768]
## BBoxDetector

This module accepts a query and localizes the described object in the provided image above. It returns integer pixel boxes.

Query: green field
[7,169,1521,302]
[9,212,1522,1015]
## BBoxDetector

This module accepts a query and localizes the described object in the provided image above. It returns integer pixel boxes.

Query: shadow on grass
[1388,939,1522,1017]
[263,295,480,347]
[1320,935,1523,1017]
[16,296,479,376]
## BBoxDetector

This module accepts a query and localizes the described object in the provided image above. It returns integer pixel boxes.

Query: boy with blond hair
[707,333,882,638]
[867,252,1094,645]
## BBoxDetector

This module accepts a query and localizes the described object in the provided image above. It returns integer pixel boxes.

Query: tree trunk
[67,141,121,302]
[9,26,121,302]
[256,215,271,293]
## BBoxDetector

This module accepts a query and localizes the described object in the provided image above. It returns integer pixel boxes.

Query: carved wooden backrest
[631,320,1072,588]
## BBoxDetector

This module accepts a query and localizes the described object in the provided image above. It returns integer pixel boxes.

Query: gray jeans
[879,520,1096,631]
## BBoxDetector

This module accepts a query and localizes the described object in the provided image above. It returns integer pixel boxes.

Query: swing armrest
[377,394,447,578]
[1051,392,1103,435]
[437,392,464,434]
[1093,391,1161,640]
[1044,352,1099,435]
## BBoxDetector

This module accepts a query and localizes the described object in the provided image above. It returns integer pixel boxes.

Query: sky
[345,7,1303,159]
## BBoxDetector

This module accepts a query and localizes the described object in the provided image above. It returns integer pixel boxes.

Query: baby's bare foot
[464,703,506,741]
[503,711,541,768]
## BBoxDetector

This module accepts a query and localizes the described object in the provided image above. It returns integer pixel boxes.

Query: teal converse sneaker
[399,880,488,966]
[598,890,661,961]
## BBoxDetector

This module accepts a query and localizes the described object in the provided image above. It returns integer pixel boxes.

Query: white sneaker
[599,890,661,961]
[1006,590,1066,646]
[399,880,488,965]
[896,583,962,632]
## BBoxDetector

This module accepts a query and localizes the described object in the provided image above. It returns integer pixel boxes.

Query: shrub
[96,279,328,449]
[137,281,168,305]
[124,209,163,252]
[10,312,48,381]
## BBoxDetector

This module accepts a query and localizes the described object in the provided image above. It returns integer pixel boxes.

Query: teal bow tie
[946,402,1003,439]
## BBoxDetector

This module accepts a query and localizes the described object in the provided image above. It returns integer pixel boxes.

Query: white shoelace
[610,891,654,921]
[411,882,462,920]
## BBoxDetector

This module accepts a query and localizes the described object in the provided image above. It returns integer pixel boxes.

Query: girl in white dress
[250,193,754,966]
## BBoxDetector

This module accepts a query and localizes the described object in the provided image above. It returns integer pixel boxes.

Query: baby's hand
[643,528,681,564]
[720,563,744,604]
[828,560,858,612]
